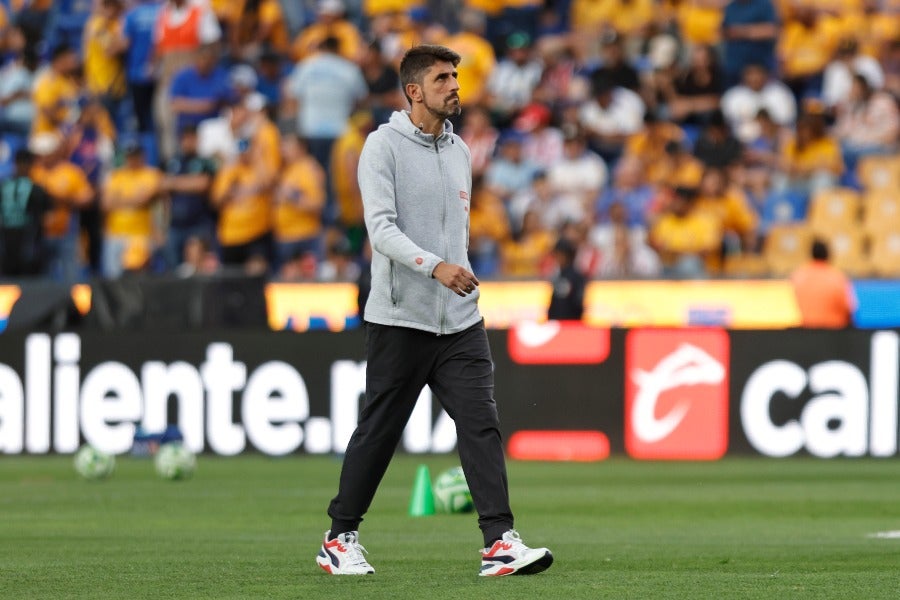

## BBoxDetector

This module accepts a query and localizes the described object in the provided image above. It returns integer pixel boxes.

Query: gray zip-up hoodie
[359,110,481,335]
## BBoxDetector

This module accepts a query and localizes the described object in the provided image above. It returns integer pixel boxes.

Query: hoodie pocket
[389,260,398,306]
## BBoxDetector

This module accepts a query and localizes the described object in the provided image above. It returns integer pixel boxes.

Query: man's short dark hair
[399,45,461,104]
[812,239,830,261]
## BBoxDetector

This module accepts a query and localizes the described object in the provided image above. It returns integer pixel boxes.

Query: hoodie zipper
[436,137,447,336]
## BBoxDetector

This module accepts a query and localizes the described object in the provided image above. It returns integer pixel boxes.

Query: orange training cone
[408,464,435,517]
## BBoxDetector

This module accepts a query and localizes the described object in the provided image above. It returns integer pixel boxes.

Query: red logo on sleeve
[625,328,730,460]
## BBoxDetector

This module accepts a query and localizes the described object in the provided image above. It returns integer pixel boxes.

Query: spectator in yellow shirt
[31,43,80,136]
[780,111,843,197]
[500,209,556,277]
[28,132,94,281]
[650,186,721,278]
[694,166,758,262]
[273,134,327,269]
[101,141,164,277]
[331,111,373,254]
[291,0,363,62]
[82,0,128,130]
[444,9,496,107]
[211,138,273,268]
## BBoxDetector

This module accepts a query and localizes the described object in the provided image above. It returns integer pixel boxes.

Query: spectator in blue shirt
[169,43,234,134]
[122,0,161,134]
[721,0,778,87]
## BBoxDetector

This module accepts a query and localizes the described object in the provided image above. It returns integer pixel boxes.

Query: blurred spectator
[256,49,287,110]
[641,33,682,119]
[100,141,164,279]
[594,30,640,92]
[592,202,660,279]
[459,105,499,177]
[654,139,706,189]
[692,109,743,168]
[225,0,290,61]
[162,124,216,269]
[623,112,685,184]
[229,63,259,104]
[595,155,656,229]
[153,0,222,160]
[290,0,363,62]
[468,175,510,276]
[883,39,900,99]
[532,36,578,108]
[31,43,80,136]
[833,72,900,173]
[0,149,51,277]
[675,0,725,48]
[318,236,361,282]
[0,35,38,137]
[331,111,373,253]
[546,237,585,320]
[174,234,220,277]
[28,131,94,282]
[694,165,758,261]
[791,239,856,328]
[721,62,796,144]
[122,0,163,134]
[779,111,843,199]
[509,170,582,235]
[282,34,367,219]
[210,138,273,268]
[486,31,544,127]
[170,43,234,138]
[547,126,608,213]
[578,71,645,164]
[485,129,541,202]
[515,102,564,170]
[82,0,127,130]
[500,209,555,277]
[741,108,785,174]
[444,8,497,107]
[70,96,117,274]
[777,4,839,102]
[272,133,326,268]
[720,0,778,86]
[650,185,720,278]
[821,37,884,111]
[665,44,724,128]
[570,0,654,43]
[360,40,404,127]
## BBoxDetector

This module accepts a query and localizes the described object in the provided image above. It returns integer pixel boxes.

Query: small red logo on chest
[459,191,468,201]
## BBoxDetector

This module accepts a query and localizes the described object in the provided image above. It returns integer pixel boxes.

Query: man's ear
[405,82,421,104]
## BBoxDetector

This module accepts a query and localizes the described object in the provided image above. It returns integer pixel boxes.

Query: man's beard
[425,94,461,120]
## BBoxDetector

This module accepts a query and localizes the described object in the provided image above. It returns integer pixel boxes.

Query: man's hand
[432,262,479,297]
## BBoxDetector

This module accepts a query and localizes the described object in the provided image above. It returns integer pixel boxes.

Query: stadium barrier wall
[1,326,897,460]
[3,278,900,332]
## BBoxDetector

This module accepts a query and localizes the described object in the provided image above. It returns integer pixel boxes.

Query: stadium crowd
[0,0,898,283]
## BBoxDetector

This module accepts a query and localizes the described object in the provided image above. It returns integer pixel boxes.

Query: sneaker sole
[480,550,554,577]
[511,551,553,575]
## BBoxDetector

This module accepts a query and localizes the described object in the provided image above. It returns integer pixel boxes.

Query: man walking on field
[316,44,553,577]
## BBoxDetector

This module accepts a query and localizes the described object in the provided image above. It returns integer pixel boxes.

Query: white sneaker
[479,530,553,576]
[316,530,375,575]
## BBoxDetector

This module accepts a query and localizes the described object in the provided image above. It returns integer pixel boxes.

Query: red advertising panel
[625,328,730,460]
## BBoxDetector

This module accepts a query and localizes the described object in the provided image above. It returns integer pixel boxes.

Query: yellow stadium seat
[857,154,900,191]
[764,223,814,276]
[807,187,861,237]
[722,252,770,278]
[862,191,900,235]
[827,228,870,278]
[869,230,900,277]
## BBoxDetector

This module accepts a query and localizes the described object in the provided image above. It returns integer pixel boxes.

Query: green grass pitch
[2,454,900,599]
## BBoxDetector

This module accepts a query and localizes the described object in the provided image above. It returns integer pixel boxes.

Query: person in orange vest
[791,239,856,329]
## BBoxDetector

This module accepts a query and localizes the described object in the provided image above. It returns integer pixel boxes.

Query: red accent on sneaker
[325,538,347,553]
[494,567,515,576]
[319,563,332,574]
[483,541,513,557]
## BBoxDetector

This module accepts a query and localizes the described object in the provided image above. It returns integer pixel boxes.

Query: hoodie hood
[386,110,456,148]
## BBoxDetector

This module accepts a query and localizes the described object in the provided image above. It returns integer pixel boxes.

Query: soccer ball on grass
[154,442,197,480]
[74,444,115,480]
[433,466,474,514]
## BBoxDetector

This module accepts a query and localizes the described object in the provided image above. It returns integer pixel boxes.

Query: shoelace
[340,535,370,567]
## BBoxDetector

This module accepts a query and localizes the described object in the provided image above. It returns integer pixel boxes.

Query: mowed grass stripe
[2,456,899,599]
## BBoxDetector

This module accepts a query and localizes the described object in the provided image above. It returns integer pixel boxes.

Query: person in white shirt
[577,73,645,163]
[720,62,796,143]
[821,37,884,110]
